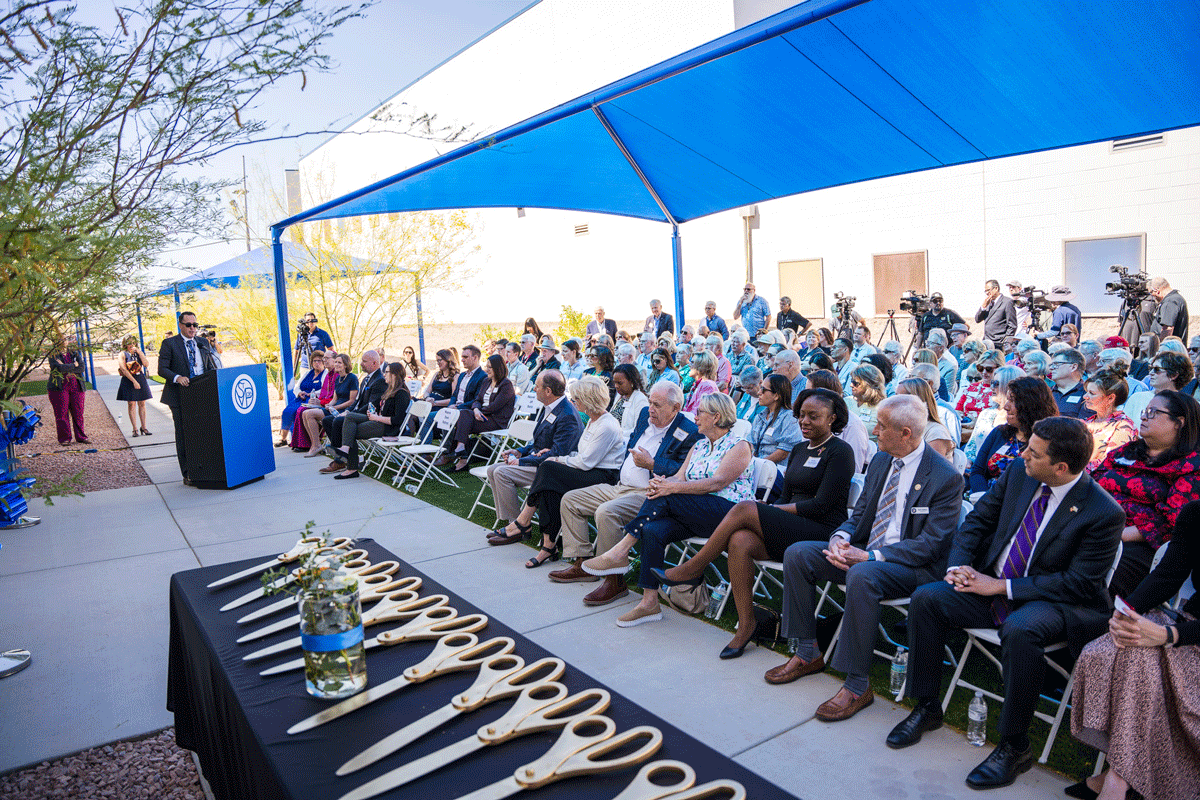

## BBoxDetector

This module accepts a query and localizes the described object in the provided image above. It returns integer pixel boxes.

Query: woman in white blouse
[496,376,628,569]
[610,364,648,438]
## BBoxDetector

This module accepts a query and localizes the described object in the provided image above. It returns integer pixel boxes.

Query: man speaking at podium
[159,311,219,485]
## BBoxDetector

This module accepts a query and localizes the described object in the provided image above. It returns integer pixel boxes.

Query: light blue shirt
[748,407,803,461]
[737,296,771,337]
[560,360,586,381]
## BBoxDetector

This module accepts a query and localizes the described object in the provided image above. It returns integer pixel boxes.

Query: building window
[872,251,928,317]
[1063,234,1146,315]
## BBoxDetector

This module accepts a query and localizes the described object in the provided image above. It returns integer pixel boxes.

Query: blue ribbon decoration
[300,624,364,653]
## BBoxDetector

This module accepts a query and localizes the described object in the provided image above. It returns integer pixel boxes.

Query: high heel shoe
[131,429,140,437]
[140,428,152,436]
[526,544,560,569]
[719,620,759,660]
[650,566,703,588]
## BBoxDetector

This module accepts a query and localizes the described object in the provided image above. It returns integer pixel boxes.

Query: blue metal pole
[272,226,295,402]
[671,224,685,331]
[173,286,181,318]
[415,275,426,365]
[83,315,96,389]
[136,300,145,353]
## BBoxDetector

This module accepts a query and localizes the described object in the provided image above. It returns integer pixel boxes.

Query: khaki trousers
[560,483,648,559]
[486,463,538,521]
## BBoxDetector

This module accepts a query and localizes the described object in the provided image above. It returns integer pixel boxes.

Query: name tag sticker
[672,427,688,441]
[803,456,821,468]
[766,426,776,437]
[1115,457,1136,466]
[545,413,556,424]
[911,507,930,515]
[1068,394,1082,402]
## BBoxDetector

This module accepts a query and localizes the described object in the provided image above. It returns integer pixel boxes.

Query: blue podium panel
[216,365,276,487]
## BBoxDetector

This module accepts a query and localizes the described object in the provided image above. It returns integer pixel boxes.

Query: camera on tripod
[831,291,856,318]
[1011,286,1051,312]
[1105,264,1150,302]
[898,290,929,315]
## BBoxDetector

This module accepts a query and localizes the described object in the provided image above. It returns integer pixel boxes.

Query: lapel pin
[913,484,921,492]
[1070,506,1078,513]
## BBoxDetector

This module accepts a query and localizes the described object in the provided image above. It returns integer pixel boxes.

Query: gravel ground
[0,728,206,799]
[11,390,152,496]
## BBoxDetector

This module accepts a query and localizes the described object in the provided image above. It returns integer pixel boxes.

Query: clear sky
[151,0,534,283]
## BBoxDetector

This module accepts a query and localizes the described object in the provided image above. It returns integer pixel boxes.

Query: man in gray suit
[763,395,963,722]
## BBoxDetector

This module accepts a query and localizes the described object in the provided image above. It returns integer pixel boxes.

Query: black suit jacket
[158,334,217,408]
[351,369,388,414]
[516,397,584,466]
[950,460,1124,612]
[835,446,962,570]
[451,368,487,409]
[626,407,701,478]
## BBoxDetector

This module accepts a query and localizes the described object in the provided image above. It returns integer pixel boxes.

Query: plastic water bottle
[890,647,908,694]
[967,691,988,746]
[705,580,728,619]
[788,637,800,654]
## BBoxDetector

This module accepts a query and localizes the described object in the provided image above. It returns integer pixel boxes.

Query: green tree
[0,0,368,404]
[553,305,589,345]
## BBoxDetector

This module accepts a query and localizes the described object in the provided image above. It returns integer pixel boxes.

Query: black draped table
[168,539,800,800]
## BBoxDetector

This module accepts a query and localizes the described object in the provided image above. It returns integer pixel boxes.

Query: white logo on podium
[232,374,256,414]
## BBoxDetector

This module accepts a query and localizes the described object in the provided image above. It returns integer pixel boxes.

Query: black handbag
[752,604,783,646]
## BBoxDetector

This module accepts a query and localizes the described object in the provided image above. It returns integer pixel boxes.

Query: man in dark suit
[763,395,963,721]
[975,279,1019,346]
[886,416,1124,790]
[319,350,387,474]
[553,381,701,605]
[643,299,675,338]
[486,370,583,543]
[158,311,219,485]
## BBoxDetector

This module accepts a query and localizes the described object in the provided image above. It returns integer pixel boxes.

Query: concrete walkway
[0,375,1074,798]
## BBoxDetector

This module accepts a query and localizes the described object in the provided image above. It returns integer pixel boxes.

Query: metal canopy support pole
[591,105,686,328]
[414,275,426,364]
[83,315,96,389]
[271,226,295,402]
[136,299,145,353]
[173,286,181,318]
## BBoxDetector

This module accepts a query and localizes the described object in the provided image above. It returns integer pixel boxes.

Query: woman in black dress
[657,387,856,657]
[115,335,153,437]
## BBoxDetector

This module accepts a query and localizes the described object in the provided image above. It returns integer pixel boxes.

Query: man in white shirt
[831,337,856,391]
[850,323,879,366]
[924,328,960,398]
[503,342,531,393]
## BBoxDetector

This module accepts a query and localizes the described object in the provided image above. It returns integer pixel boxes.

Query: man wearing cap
[1149,276,1189,341]
[587,306,618,340]
[529,336,562,381]
[948,322,972,369]
[917,293,966,348]
[1005,280,1031,333]
[776,296,810,337]
[701,301,729,341]
[1037,286,1081,341]
[976,280,1019,347]
[733,282,771,338]
[643,299,675,338]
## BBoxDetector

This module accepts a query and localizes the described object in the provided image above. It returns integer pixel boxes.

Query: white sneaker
[582,552,630,576]
[616,606,663,628]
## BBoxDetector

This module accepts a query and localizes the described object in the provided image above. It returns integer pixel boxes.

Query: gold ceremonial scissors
[337,656,569,776]
[337,684,612,800]
[218,548,372,612]
[450,716,662,800]
[235,575,423,642]
[287,633,515,735]
[611,761,746,800]
[256,596,485,674]
[206,536,354,589]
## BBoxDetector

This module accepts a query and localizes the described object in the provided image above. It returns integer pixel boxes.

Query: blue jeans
[624,494,735,589]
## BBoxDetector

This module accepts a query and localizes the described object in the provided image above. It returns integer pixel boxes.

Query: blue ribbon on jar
[300,624,364,653]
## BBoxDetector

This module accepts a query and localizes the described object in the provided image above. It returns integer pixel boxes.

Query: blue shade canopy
[278,0,1200,228]
[149,243,397,296]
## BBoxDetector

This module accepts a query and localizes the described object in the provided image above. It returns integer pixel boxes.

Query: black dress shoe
[650,567,703,588]
[719,621,758,660]
[965,741,1033,790]
[1063,780,1099,800]
[885,703,943,749]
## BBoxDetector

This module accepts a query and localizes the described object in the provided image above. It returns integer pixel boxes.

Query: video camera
[831,291,856,319]
[898,290,929,315]
[1012,286,1052,312]
[1104,264,1150,302]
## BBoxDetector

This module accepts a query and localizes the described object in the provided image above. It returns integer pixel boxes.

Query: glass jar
[297,559,367,699]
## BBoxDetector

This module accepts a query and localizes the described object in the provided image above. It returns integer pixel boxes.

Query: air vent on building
[574,223,589,237]
[1111,133,1165,153]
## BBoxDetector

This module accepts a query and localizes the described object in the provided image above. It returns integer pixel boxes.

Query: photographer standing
[732,282,772,338]
[1036,285,1082,341]
[975,279,1018,347]
[916,292,966,347]
[1150,277,1189,341]
[1005,279,1031,333]
[297,313,334,370]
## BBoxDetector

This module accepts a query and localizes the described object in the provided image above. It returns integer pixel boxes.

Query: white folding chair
[394,407,461,494]
[862,439,878,472]
[405,379,423,397]
[941,542,1123,763]
[467,417,538,522]
[362,400,431,479]
[730,418,752,440]
[951,448,969,475]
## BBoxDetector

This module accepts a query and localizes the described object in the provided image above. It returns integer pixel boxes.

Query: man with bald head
[319,349,388,474]
[764,395,962,723]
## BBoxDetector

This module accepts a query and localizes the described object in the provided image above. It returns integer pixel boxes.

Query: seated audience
[518,333,538,369]
[645,346,681,389]
[1048,348,1089,418]
[530,336,563,380]
[432,344,485,411]
[895,378,955,460]
[758,394,961,720]
[807,368,870,471]
[550,382,700,605]
[1070,499,1200,800]
[881,339,909,395]
[1057,322,1080,348]
[799,330,825,363]
[300,354,341,455]
[728,331,754,378]
[582,393,754,628]
[683,350,720,414]
[423,348,458,403]
[491,377,626,568]
[282,349,325,451]
[319,351,386,474]
[1078,339,1104,378]
[559,339,586,381]
[609,363,648,438]
[439,354,516,472]
[831,337,856,390]
[635,332,656,374]
[1093,389,1200,598]
[1129,332,1157,381]
[1022,349,1050,382]
[747,374,802,474]
[332,362,412,479]
[616,342,638,370]
[963,365,1026,463]
[1122,350,1195,423]
[968,376,1057,493]
[909,362,962,444]
[734,367,764,422]
[583,344,615,392]
[889,417,1123,791]
[862,352,893,389]
[503,342,532,393]
[676,343,696,393]
[924,328,959,399]
[849,363,886,438]
[657,388,857,659]
[1083,368,1138,472]
[706,334,733,392]
[772,348,806,399]
[955,349,1002,432]
[1098,346,1149,396]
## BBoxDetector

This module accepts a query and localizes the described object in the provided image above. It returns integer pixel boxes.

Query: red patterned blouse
[1093,442,1200,548]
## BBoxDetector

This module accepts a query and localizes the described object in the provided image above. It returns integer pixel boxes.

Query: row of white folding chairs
[466,417,539,523]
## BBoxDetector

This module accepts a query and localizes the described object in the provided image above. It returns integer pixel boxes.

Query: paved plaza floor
[0,375,1074,798]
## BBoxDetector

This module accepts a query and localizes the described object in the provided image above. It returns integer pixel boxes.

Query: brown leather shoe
[583,576,628,606]
[320,461,346,474]
[763,655,826,685]
[815,687,874,721]
[549,560,601,583]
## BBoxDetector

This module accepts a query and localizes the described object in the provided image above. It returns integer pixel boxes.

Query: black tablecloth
[168,539,800,800]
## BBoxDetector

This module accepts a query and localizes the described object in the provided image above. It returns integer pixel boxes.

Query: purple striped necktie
[991,484,1052,625]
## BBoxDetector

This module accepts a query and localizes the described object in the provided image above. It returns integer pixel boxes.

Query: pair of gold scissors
[337,684,612,800]
[287,633,515,734]
[255,596,485,674]
[218,548,374,612]
[206,536,354,589]
[612,761,746,800]
[337,656,569,776]
[235,575,422,642]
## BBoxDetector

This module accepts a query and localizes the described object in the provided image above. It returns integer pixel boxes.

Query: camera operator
[830,292,862,340]
[1004,279,1030,332]
[203,328,224,356]
[1034,285,1081,341]
[916,291,966,347]
[1150,276,1189,341]
[297,313,334,370]
[975,279,1017,347]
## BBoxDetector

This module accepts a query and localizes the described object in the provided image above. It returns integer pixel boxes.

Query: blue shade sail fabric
[149,243,394,297]
[280,0,1200,228]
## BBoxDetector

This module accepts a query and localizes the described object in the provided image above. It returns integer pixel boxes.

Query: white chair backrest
[731,418,753,440]
[752,457,776,499]
[1150,541,1170,571]
[863,439,878,470]
[433,407,460,430]
[681,411,695,422]
[507,417,538,444]
[848,473,866,509]
[951,448,969,475]
[406,379,422,397]
[516,392,540,417]
[407,399,433,423]
[958,500,973,526]
[1105,542,1124,588]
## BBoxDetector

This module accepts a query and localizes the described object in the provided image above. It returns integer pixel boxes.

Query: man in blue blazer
[550,381,701,606]
[887,416,1124,791]
[486,370,583,544]
[158,311,219,485]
